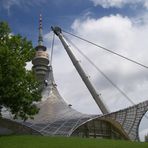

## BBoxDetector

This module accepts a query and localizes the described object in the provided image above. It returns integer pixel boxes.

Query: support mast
[51,26,109,114]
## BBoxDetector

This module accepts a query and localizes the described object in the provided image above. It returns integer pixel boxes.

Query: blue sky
[0,0,146,45]
[1,0,148,140]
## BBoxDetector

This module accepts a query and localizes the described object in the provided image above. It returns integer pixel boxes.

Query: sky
[0,0,148,140]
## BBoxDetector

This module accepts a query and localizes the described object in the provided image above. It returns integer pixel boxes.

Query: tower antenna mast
[38,14,43,46]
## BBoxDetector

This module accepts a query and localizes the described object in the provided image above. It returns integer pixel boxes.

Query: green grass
[0,135,148,148]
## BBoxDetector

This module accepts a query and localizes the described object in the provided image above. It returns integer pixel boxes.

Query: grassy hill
[0,135,148,148]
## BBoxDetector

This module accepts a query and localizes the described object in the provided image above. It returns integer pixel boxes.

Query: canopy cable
[64,35,135,105]
[63,30,148,70]
[50,32,55,65]
[64,35,148,119]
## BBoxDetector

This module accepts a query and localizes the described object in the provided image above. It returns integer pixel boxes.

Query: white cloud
[90,0,148,9]
[44,13,148,115]
[70,14,148,110]
[144,1,148,9]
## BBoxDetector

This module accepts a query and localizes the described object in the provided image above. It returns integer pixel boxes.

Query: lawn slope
[0,136,148,148]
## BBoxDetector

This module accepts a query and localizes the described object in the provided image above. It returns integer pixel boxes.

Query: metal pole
[51,26,109,114]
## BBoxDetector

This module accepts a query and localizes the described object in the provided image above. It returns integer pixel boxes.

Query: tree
[145,134,148,142]
[0,21,41,120]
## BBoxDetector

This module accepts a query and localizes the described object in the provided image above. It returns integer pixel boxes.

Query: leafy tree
[0,21,41,120]
[145,134,148,142]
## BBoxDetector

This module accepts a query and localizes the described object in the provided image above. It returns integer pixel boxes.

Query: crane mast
[51,26,109,114]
